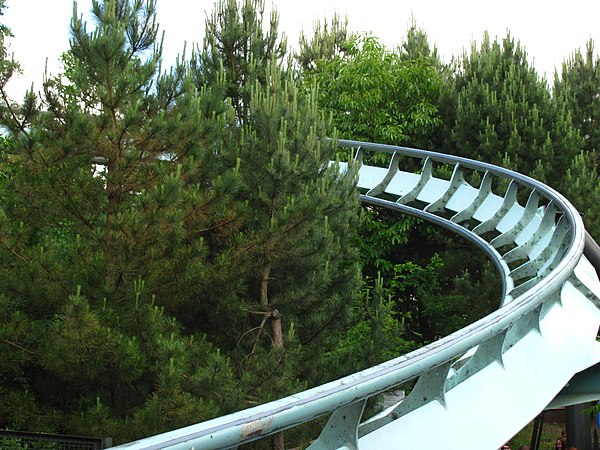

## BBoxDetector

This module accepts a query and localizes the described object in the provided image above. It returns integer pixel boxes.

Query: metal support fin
[451,170,493,224]
[541,225,574,277]
[510,226,572,297]
[473,180,519,235]
[425,163,465,213]
[509,212,568,282]
[355,146,364,168]
[504,202,558,263]
[570,274,600,308]
[359,362,451,437]
[396,157,433,205]
[503,305,543,352]
[306,400,366,450]
[509,276,542,298]
[539,289,564,320]
[490,190,540,249]
[445,331,507,392]
[366,152,401,198]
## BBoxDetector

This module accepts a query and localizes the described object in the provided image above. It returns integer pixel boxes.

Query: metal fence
[0,430,106,450]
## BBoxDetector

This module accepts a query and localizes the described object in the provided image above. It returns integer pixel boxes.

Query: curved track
[113,140,600,450]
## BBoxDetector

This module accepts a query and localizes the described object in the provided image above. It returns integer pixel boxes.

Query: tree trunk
[260,263,271,308]
[104,160,119,294]
[271,309,285,450]
[272,432,285,450]
[261,264,285,450]
[110,377,124,414]
[271,309,283,349]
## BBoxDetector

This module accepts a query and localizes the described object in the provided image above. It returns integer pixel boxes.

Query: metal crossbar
[111,140,600,450]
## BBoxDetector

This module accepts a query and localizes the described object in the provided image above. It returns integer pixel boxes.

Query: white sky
[3,0,600,99]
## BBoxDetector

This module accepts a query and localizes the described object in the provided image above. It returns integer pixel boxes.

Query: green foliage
[554,40,600,157]
[0,0,244,442]
[398,17,442,68]
[299,21,501,353]
[304,34,441,148]
[563,150,600,239]
[189,4,368,449]
[325,274,417,371]
[0,438,60,450]
[446,32,584,186]
[554,41,600,239]
[422,257,501,339]
[296,14,353,73]
[299,24,472,354]
[357,207,417,272]
[445,31,598,239]
[193,0,287,123]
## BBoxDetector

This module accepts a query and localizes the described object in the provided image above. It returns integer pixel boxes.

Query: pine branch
[0,236,27,263]
[1,337,35,355]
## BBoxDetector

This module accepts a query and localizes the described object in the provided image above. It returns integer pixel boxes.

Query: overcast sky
[3,0,600,99]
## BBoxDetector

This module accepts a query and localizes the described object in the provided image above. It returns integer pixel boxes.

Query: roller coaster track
[113,140,600,450]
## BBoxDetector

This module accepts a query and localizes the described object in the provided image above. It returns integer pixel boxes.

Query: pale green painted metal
[110,140,600,450]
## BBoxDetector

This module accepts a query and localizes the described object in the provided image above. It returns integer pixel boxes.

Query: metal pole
[566,403,592,450]
[584,231,600,277]
[530,411,544,450]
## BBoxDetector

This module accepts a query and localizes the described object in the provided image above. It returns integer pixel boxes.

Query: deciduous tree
[303,33,441,148]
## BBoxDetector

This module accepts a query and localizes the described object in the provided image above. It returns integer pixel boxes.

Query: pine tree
[398,16,442,67]
[296,14,354,74]
[194,0,287,124]
[446,32,584,187]
[554,39,600,158]
[193,2,364,448]
[0,0,244,442]
[553,40,600,239]
[563,150,600,239]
